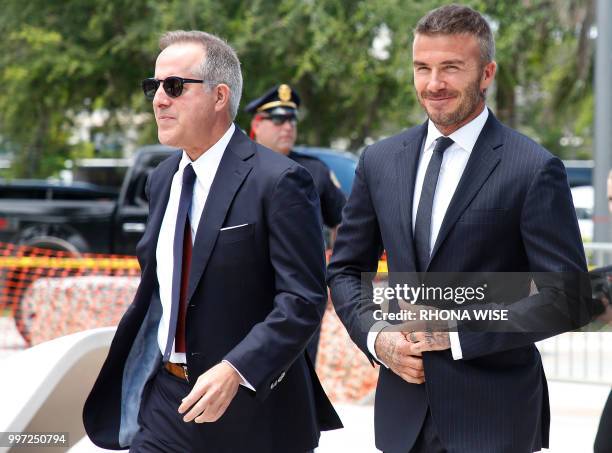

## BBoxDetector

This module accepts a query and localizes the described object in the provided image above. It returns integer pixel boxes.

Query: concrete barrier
[0,328,115,453]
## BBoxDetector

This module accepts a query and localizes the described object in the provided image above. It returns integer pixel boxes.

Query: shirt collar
[178,123,236,176]
[423,106,489,154]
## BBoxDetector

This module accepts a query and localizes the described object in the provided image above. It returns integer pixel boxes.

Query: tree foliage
[0,0,595,177]
[474,0,595,159]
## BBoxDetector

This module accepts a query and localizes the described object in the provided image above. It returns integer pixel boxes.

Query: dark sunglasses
[141,76,205,100]
[260,114,298,126]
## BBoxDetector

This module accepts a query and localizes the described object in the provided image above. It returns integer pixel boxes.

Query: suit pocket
[217,223,255,244]
[458,208,508,225]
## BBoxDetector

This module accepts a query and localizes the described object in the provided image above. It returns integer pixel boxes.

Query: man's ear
[481,60,497,88]
[214,83,231,112]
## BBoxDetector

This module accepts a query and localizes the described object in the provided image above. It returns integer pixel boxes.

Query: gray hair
[159,30,243,120]
[414,4,495,65]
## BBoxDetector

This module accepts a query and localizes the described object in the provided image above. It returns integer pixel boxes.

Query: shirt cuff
[367,320,391,368]
[222,360,255,391]
[449,331,463,360]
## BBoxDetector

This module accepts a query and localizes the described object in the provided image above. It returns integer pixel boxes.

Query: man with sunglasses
[245,84,346,363]
[84,30,341,453]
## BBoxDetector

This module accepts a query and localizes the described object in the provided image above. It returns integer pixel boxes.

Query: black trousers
[408,409,447,453]
[130,366,195,452]
[130,365,315,453]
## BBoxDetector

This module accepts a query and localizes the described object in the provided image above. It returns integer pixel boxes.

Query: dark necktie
[163,164,196,361]
[414,136,454,272]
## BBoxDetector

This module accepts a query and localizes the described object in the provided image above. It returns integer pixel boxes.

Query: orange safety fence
[0,242,378,403]
[0,242,140,348]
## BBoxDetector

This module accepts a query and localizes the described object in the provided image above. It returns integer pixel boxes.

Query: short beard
[418,77,484,128]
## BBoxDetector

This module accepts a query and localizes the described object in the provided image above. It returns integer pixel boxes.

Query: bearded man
[328,4,586,453]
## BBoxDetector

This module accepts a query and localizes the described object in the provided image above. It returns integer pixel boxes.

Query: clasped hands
[374,303,451,385]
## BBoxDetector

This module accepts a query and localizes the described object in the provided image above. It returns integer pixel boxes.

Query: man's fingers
[413,342,440,353]
[394,339,422,357]
[406,331,427,343]
[196,398,232,423]
[182,389,212,422]
[401,354,424,371]
[391,350,423,370]
[377,330,425,368]
[397,370,425,384]
[184,387,228,423]
[397,366,424,380]
[179,384,207,415]
[414,331,450,352]
[195,392,235,423]
[396,358,424,377]
[194,401,221,423]
[388,346,425,383]
[402,330,450,353]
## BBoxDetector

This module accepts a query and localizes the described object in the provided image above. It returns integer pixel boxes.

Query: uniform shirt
[288,151,346,228]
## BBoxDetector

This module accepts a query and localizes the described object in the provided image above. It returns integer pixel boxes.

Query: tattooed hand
[406,329,450,353]
[374,328,425,384]
[393,300,451,353]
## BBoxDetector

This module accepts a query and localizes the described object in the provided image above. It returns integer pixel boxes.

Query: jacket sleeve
[327,148,384,360]
[223,163,327,400]
[457,156,590,359]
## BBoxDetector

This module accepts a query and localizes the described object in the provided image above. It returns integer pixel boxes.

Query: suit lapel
[396,123,427,271]
[187,128,254,301]
[141,152,180,279]
[428,111,504,267]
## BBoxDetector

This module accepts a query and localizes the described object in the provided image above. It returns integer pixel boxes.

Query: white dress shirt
[154,123,253,389]
[367,107,489,363]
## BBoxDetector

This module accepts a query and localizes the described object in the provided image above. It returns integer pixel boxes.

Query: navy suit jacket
[327,112,587,453]
[83,127,342,452]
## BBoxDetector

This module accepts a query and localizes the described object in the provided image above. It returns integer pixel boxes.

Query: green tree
[473,0,595,158]
[0,0,596,178]
[0,0,157,177]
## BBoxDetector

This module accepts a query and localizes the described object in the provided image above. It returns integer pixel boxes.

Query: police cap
[244,84,301,116]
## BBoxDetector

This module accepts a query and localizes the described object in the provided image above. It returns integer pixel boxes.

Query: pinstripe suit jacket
[327,111,587,453]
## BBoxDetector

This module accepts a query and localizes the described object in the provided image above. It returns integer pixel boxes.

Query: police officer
[245,84,346,362]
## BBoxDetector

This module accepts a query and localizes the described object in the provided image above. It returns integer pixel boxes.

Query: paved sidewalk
[547,381,609,453]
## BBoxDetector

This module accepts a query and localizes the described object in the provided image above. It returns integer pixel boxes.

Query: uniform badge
[278,84,292,102]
